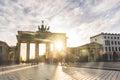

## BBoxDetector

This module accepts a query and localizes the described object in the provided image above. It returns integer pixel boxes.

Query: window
[111,37,113,39]
[115,41,117,45]
[109,47,111,51]
[105,47,107,51]
[111,41,113,45]
[114,37,116,39]
[115,47,118,51]
[119,47,120,51]
[104,36,106,39]
[0,46,2,53]
[118,41,120,45]
[112,47,114,51]
[108,36,109,39]
[117,37,119,39]
[105,40,110,45]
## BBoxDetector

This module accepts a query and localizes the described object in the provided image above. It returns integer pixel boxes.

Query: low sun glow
[39,44,46,55]
[30,43,35,59]
[20,41,64,61]
[20,43,27,61]
[55,40,63,51]
[50,44,54,51]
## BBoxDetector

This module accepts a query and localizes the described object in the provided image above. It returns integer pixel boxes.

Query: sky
[0,0,120,47]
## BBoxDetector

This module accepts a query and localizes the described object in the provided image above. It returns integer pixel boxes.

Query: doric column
[53,43,55,52]
[17,42,21,64]
[35,42,39,60]
[46,43,50,59]
[26,42,30,62]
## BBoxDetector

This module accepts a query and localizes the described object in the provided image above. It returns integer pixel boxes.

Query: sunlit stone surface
[0,63,120,80]
[0,63,73,80]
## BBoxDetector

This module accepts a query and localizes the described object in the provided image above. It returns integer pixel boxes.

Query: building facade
[9,46,17,64]
[16,21,67,63]
[0,41,9,64]
[66,47,77,63]
[76,42,103,62]
[90,33,120,61]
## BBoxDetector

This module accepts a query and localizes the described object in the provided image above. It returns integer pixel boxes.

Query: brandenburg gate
[16,21,67,63]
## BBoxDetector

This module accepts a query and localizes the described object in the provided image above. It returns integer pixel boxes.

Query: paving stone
[0,63,74,80]
[63,67,120,80]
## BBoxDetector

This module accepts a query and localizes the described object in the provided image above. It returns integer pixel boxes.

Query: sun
[55,40,63,51]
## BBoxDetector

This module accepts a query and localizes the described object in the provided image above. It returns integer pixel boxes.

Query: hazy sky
[0,0,120,47]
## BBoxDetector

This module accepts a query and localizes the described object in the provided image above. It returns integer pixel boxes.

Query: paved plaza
[0,63,73,80]
[63,66,120,80]
[0,63,120,80]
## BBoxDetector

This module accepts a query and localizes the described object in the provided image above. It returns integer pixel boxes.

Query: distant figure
[113,51,118,62]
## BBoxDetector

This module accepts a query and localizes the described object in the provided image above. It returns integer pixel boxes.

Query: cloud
[91,0,120,13]
[0,0,120,47]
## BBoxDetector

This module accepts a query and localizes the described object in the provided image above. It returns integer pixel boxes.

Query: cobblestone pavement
[0,64,30,72]
[63,66,120,80]
[0,63,74,80]
[1,63,120,80]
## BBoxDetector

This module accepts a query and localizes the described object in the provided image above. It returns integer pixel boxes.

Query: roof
[90,32,120,39]
[18,31,36,35]
[17,31,66,35]
[0,41,9,47]
[77,42,102,48]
